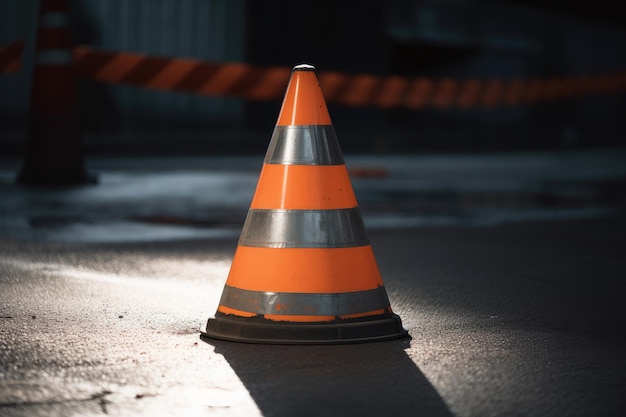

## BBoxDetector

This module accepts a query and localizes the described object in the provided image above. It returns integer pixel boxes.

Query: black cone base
[201,312,409,345]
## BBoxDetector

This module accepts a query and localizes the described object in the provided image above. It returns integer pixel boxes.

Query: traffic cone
[202,64,408,344]
[17,0,90,185]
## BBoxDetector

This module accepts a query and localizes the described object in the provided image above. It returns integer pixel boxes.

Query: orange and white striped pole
[202,64,408,344]
[17,0,89,185]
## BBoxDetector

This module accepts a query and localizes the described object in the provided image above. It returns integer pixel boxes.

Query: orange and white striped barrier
[3,39,626,108]
[72,46,292,101]
[70,45,626,108]
[17,0,89,185]
[202,64,408,344]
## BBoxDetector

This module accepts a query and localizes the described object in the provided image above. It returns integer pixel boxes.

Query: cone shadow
[202,337,454,417]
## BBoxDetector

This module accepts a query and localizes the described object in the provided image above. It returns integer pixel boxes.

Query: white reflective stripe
[36,50,73,65]
[40,12,70,28]
[219,285,391,316]
[265,125,344,165]
[239,208,369,248]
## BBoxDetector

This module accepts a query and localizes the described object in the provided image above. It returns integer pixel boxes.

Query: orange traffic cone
[17,0,89,185]
[202,64,408,344]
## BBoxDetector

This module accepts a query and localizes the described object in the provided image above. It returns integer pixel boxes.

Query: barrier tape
[0,40,24,74]
[72,46,293,101]
[72,46,626,108]
[2,41,626,109]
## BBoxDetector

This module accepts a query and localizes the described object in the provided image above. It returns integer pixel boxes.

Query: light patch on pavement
[0,256,231,322]
[105,385,262,417]
[0,217,240,243]
[0,378,261,417]
[2,257,231,285]
[0,253,263,416]
[0,378,112,406]
[4,256,229,286]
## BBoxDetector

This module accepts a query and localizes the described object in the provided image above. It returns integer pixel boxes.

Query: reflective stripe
[219,285,390,316]
[265,125,344,165]
[41,13,70,28]
[36,50,72,65]
[239,208,369,248]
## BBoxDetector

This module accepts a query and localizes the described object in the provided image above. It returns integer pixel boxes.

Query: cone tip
[293,63,316,72]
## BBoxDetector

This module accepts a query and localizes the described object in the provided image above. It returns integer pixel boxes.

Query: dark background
[1,0,625,155]
[1,4,625,414]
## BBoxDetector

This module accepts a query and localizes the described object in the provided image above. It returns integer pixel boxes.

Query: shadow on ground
[202,337,454,417]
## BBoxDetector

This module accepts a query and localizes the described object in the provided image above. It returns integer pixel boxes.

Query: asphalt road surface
[1,150,625,416]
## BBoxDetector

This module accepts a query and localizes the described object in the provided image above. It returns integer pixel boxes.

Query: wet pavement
[1,148,626,416]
